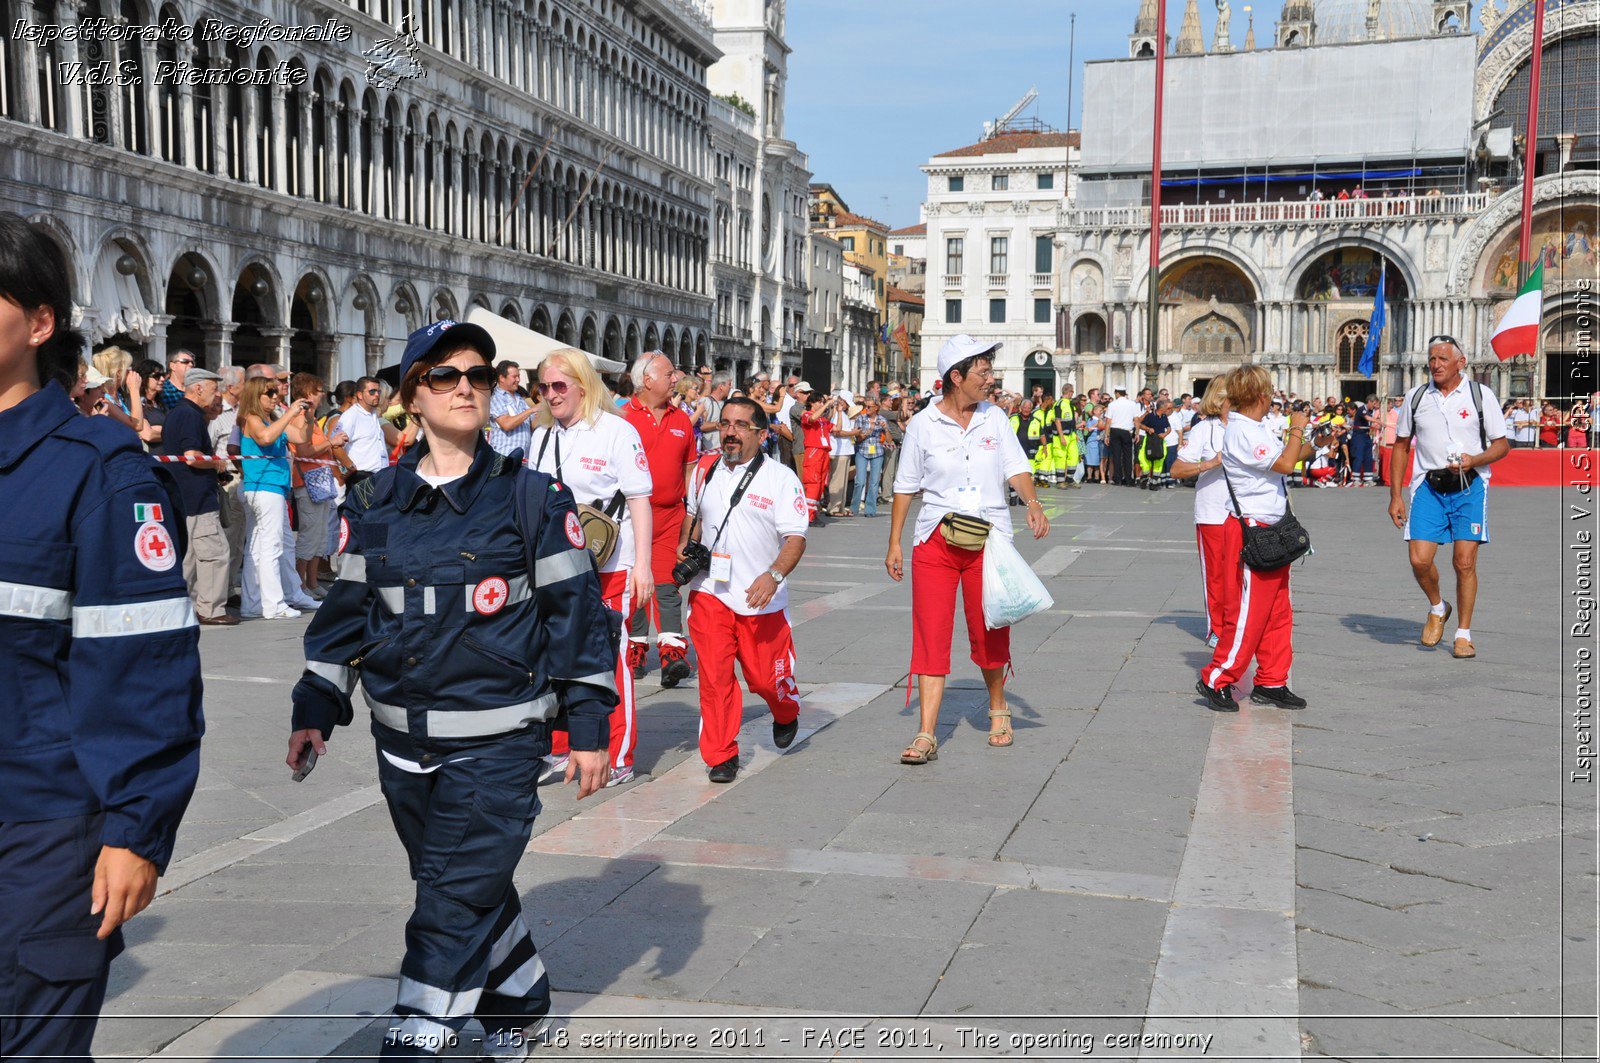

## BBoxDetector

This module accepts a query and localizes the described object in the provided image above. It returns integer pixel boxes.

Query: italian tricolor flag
[1490,261,1543,361]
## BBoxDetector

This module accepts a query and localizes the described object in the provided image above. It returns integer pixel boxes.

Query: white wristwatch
[768,568,786,585]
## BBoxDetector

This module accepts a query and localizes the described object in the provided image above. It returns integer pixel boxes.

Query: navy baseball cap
[398,319,497,385]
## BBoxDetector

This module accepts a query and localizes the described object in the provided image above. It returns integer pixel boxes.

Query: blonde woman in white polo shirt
[1169,376,1234,649]
[529,348,654,787]
[886,336,1049,763]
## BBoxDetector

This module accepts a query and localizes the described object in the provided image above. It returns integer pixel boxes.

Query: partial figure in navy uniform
[0,212,204,1059]
[287,321,617,1061]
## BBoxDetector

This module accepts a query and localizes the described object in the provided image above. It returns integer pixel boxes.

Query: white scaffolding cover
[1080,34,1476,174]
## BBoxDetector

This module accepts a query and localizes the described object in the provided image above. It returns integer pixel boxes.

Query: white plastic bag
[981,532,1054,630]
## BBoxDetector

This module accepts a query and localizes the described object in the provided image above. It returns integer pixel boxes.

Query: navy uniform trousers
[0,813,123,1062]
[376,748,551,1060]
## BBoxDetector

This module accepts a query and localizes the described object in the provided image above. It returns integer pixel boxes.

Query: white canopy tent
[464,306,627,374]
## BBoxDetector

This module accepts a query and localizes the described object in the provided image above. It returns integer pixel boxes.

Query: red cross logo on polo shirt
[1458,409,1470,420]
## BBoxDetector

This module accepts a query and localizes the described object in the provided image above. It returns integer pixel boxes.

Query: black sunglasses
[421,364,495,393]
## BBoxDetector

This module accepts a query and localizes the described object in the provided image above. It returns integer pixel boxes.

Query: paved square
[95,485,1596,1061]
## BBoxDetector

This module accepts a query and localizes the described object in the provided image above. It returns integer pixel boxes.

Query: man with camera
[1387,337,1510,660]
[677,396,808,783]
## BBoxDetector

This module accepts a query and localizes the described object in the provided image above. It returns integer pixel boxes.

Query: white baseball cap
[793,380,814,393]
[936,334,1001,378]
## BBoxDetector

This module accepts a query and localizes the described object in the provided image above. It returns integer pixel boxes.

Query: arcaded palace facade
[0,0,733,380]
[1052,0,1597,402]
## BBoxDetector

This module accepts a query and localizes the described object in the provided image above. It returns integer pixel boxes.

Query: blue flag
[1360,262,1385,378]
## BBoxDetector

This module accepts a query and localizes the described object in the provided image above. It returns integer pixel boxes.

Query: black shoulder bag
[1220,463,1312,572]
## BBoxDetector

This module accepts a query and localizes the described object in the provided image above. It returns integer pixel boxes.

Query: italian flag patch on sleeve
[133,503,164,522]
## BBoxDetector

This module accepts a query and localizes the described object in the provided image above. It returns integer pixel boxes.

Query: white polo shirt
[686,454,808,616]
[1176,415,1229,525]
[529,413,653,573]
[894,400,1033,545]
[1262,411,1289,442]
[830,408,856,457]
[1105,396,1141,432]
[341,404,390,472]
[1219,413,1287,522]
[1395,379,1508,485]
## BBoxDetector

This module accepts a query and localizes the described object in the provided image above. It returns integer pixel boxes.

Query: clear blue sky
[783,0,1482,228]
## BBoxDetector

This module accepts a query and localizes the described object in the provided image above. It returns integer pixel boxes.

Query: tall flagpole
[1516,0,1547,283]
[1145,1,1167,394]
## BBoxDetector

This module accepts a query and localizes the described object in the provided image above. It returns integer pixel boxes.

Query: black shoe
[773,718,799,749]
[708,756,739,783]
[660,656,693,689]
[1196,680,1238,712]
[1250,685,1308,709]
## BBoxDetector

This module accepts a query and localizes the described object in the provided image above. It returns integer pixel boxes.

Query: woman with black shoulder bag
[1196,365,1322,714]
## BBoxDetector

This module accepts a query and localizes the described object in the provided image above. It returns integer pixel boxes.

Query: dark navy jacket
[0,384,204,872]
[291,438,617,759]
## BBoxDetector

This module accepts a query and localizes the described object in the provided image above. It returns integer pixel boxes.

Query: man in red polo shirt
[624,351,699,685]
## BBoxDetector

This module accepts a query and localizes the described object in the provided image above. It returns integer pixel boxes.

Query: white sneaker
[289,597,321,610]
[606,766,635,788]
[264,607,302,620]
[537,754,568,785]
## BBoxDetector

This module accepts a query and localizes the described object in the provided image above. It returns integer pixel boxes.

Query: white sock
[1429,601,1448,617]
[1455,627,1471,642]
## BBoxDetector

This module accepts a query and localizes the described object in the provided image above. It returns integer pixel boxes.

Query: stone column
[104,15,126,149]
[270,85,288,193]
[242,83,260,186]
[146,313,173,366]
[261,326,294,372]
[298,91,315,198]
[465,150,480,242]
[140,34,160,155]
[213,54,233,178]
[57,0,84,137]
[177,41,196,168]
[205,321,237,368]
[14,0,40,124]
[365,336,388,377]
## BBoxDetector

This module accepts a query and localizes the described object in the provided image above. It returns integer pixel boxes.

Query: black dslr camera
[672,540,712,586]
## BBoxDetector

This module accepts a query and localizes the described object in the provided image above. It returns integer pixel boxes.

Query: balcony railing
[1059,192,1491,231]
[942,273,962,289]
[986,273,1008,289]
[1030,273,1051,289]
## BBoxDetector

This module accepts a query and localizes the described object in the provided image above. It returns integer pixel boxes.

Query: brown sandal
[988,708,1014,748]
[900,732,938,765]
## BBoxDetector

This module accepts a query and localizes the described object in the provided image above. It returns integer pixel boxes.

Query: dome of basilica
[1309,0,1442,43]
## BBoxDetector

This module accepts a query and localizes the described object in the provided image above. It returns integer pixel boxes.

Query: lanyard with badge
[692,453,765,583]
[952,416,982,515]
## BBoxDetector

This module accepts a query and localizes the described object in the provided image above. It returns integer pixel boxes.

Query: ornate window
[1337,319,1371,374]
[1181,313,1246,359]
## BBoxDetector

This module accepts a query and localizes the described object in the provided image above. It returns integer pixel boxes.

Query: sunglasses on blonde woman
[537,380,572,396]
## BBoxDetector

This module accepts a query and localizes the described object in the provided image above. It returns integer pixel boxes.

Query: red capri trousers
[550,568,637,770]
[1201,517,1294,691]
[687,592,800,766]
[910,532,1010,676]
[1196,520,1243,642]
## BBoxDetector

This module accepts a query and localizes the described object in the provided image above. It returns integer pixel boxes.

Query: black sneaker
[1196,680,1238,712]
[773,718,799,749]
[659,655,693,688]
[1250,685,1308,710]
[708,755,739,783]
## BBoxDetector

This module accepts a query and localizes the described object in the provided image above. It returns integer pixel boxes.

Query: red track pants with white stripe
[687,591,800,767]
[550,569,636,770]
[1201,517,1293,691]
[1196,520,1242,642]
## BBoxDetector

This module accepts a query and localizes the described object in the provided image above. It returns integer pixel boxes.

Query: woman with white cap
[885,335,1049,762]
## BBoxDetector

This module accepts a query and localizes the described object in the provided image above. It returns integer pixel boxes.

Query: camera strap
[695,452,765,553]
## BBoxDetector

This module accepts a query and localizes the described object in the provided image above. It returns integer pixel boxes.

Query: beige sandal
[988,708,1014,748]
[900,732,938,765]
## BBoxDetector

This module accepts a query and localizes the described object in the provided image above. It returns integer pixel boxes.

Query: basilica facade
[0,0,722,380]
[1053,0,1597,403]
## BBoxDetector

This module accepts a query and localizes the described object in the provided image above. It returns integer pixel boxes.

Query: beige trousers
[184,510,231,619]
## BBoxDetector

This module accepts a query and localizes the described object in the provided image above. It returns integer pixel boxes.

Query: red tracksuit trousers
[1196,520,1242,642]
[687,591,800,766]
[1201,517,1294,690]
[550,568,637,770]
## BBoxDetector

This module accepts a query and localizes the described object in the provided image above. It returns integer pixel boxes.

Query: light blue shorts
[1405,476,1489,544]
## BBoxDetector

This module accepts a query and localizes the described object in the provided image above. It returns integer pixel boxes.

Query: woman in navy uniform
[288,321,617,1060]
[0,213,204,1057]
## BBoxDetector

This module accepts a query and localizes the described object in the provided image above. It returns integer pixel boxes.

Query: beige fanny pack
[939,512,992,550]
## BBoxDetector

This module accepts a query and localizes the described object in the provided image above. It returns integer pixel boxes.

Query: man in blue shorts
[1387,337,1510,659]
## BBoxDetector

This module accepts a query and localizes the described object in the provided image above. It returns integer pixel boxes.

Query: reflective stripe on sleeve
[0,580,72,622]
[305,659,356,694]
[361,684,559,738]
[563,670,619,695]
[72,597,197,639]
[337,553,367,583]
[375,586,404,613]
[534,548,592,587]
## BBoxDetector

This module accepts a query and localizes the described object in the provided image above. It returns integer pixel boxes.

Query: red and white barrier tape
[152,454,344,468]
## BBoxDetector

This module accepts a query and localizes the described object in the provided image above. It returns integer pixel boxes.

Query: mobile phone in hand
[292,747,318,782]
